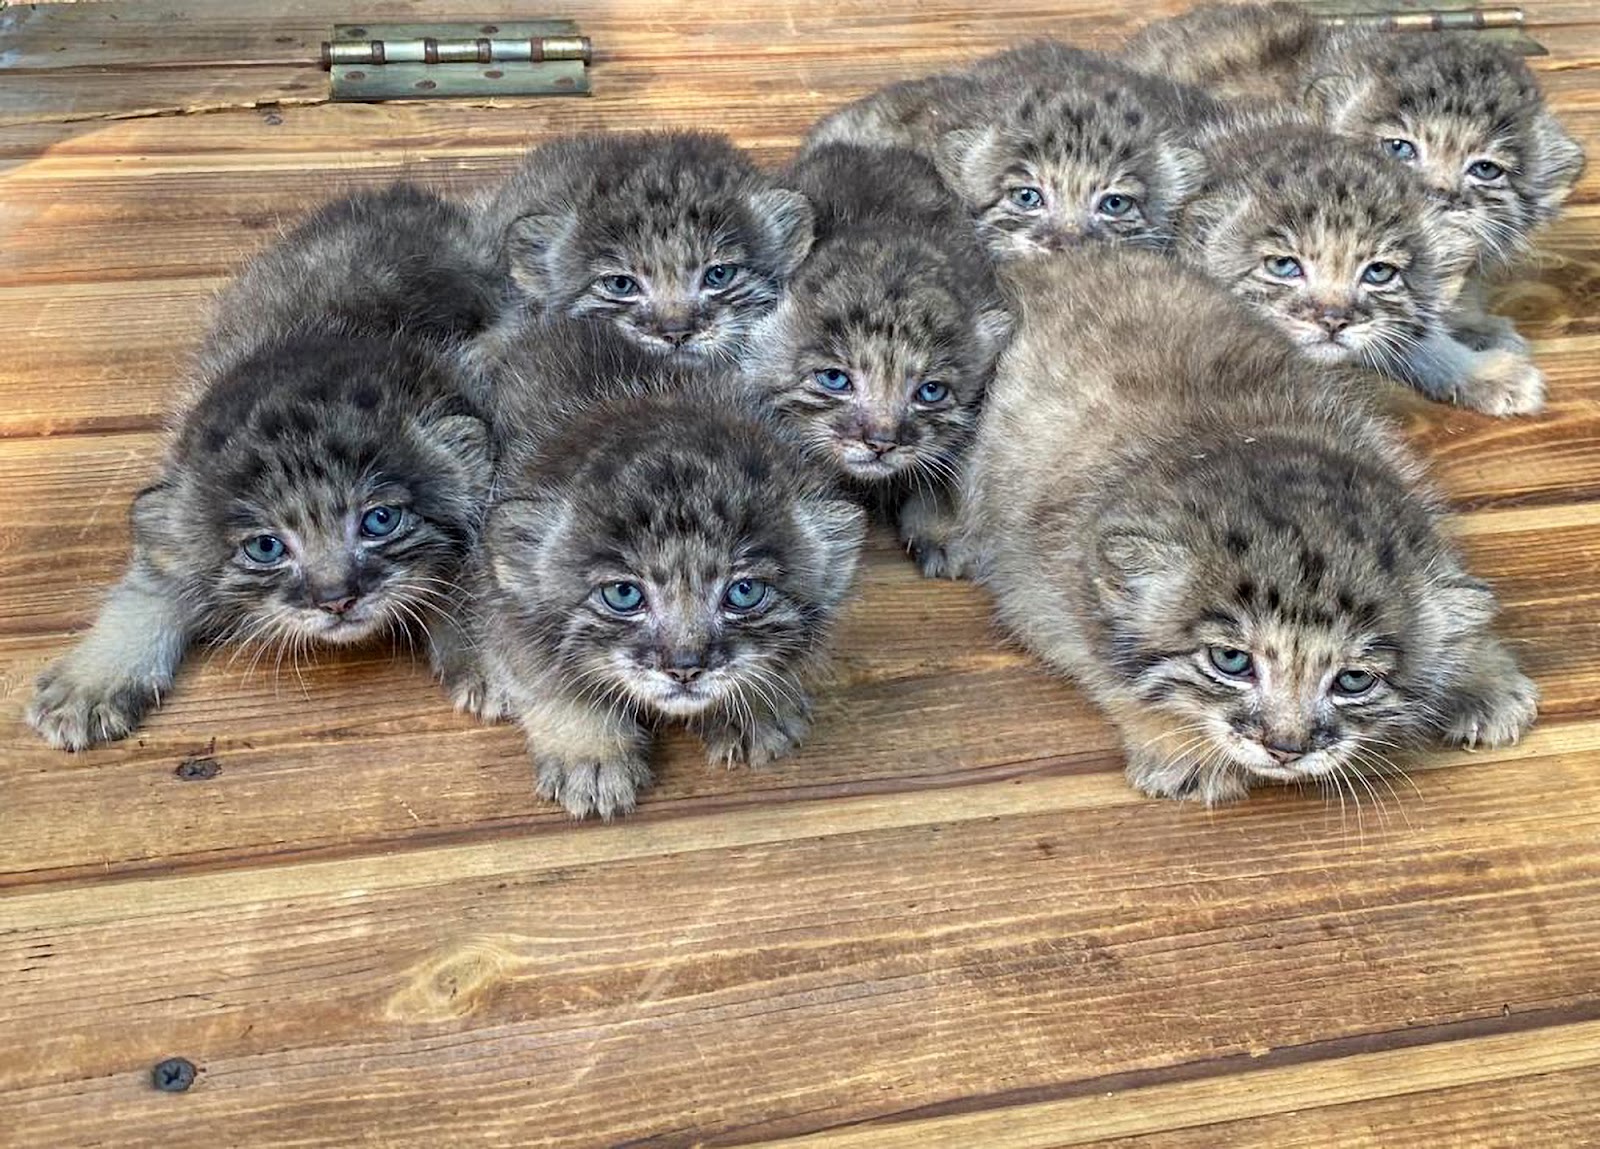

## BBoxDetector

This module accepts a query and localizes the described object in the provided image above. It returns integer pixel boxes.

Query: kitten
[475,318,865,820]
[26,183,494,750]
[746,144,1011,577]
[1126,4,1585,350]
[805,44,1207,259]
[1179,120,1545,415]
[477,131,815,364]
[962,246,1536,805]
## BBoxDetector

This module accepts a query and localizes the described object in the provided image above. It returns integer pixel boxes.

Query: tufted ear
[1158,142,1207,207]
[748,187,816,277]
[794,495,867,611]
[1527,109,1586,224]
[504,212,574,299]
[934,126,999,202]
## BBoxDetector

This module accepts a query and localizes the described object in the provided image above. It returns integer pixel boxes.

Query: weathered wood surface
[2,2,1598,1146]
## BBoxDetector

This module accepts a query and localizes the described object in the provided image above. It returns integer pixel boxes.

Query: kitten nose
[1264,741,1306,765]
[1317,311,1352,336]
[317,594,358,616]
[861,431,898,455]
[662,650,706,684]
[654,318,696,346]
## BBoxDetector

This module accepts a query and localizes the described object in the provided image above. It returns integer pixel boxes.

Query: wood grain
[2,2,1599,1146]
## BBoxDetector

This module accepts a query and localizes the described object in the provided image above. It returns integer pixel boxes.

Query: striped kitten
[963,247,1536,805]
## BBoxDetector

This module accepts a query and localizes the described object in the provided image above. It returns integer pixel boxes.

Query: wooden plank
[3,750,1599,1146]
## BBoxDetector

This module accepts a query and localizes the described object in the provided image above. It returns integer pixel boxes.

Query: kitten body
[1126,3,1584,346]
[27,184,494,750]
[963,247,1536,804]
[476,318,865,819]
[477,131,814,364]
[746,144,1011,576]
[1179,120,1545,414]
[805,44,1209,259]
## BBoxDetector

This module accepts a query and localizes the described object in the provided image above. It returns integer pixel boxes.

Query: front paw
[1453,314,1528,356]
[26,661,156,751]
[1442,669,1539,750]
[1464,350,1545,416]
[703,705,811,770]
[907,534,975,580]
[533,754,653,820]
[443,665,509,724]
[1125,749,1250,806]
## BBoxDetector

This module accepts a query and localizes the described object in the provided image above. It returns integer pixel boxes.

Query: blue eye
[1264,256,1304,280]
[600,581,645,613]
[1333,668,1378,696]
[1007,186,1045,210]
[1383,138,1418,162]
[701,263,737,290]
[242,535,287,565]
[598,274,641,298]
[1361,262,1397,286]
[1467,159,1504,181]
[723,578,770,611]
[814,368,853,393]
[359,505,403,538]
[1096,193,1136,217]
[1208,646,1254,678]
[915,380,951,404]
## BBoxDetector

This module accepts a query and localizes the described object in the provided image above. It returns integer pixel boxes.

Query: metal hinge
[320,22,593,101]
[1305,4,1546,55]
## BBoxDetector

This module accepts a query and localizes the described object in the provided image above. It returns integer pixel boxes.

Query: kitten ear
[934,127,997,202]
[974,306,1014,366]
[1423,569,1499,639]
[793,495,867,610]
[486,496,568,590]
[129,479,182,551]
[1419,201,1477,302]
[1304,70,1368,128]
[504,212,573,297]
[1527,110,1586,224]
[749,188,816,277]
[421,413,493,500]
[1096,524,1185,608]
[1157,142,1207,206]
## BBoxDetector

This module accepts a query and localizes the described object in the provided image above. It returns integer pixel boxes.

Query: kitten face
[160,334,488,649]
[939,83,1202,259]
[1185,133,1454,370]
[491,132,814,364]
[1317,36,1585,271]
[489,388,863,722]
[749,235,1008,485]
[1095,437,1492,794]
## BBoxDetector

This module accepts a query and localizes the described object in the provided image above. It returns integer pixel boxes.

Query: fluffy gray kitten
[1126,3,1584,353]
[745,144,1011,577]
[27,184,495,750]
[962,247,1536,805]
[473,318,865,820]
[1180,119,1545,414]
[476,131,814,365]
[806,43,1209,259]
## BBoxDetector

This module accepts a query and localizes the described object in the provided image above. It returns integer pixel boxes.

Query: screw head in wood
[152,1057,197,1092]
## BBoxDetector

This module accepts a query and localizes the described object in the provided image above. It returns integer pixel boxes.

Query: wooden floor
[3,2,1600,1145]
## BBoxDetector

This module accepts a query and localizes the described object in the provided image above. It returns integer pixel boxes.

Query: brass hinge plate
[324,22,592,101]
[1304,3,1547,55]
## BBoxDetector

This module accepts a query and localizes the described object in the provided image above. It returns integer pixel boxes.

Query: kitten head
[1314,34,1584,270]
[938,77,1204,259]
[1183,130,1460,371]
[752,147,1011,486]
[1093,430,1492,796]
[489,358,863,721]
[149,329,489,649]
[490,131,814,364]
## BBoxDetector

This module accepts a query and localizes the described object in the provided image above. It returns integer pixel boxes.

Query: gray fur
[477,131,814,365]
[474,318,865,819]
[962,248,1536,805]
[27,184,493,750]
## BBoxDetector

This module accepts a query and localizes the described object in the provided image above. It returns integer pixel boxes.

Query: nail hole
[481,24,499,33]
[554,76,575,88]
[346,70,366,80]
[346,26,367,37]
[175,756,221,781]
[415,79,437,90]
[484,69,503,79]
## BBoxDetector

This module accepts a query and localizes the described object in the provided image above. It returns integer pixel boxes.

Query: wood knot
[385,936,526,1023]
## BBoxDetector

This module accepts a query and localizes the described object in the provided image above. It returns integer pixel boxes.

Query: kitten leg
[1436,636,1539,750]
[427,609,508,724]
[1117,708,1251,806]
[897,483,976,580]
[26,566,194,750]
[701,688,814,770]
[1395,328,1545,416]
[521,693,652,820]
[1450,308,1529,356]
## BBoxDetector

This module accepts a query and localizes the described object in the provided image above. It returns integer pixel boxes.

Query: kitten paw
[908,535,975,580]
[1442,670,1539,751]
[1464,350,1545,416]
[444,666,509,724]
[1453,314,1529,356]
[26,662,156,750]
[703,706,812,770]
[1125,752,1250,806]
[533,755,653,820]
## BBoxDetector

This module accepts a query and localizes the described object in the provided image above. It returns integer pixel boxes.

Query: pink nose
[317,595,358,616]
[1264,742,1305,765]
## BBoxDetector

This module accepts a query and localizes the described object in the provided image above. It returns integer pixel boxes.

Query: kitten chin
[26,184,494,752]
[746,144,1011,578]
[477,130,815,366]
[964,247,1536,805]
[804,43,1208,261]
[1179,122,1545,416]
[473,317,865,820]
